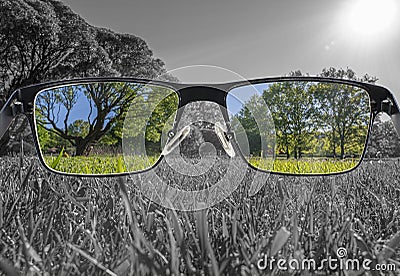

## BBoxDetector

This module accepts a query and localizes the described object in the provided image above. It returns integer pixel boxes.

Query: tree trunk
[75,138,90,156]
[286,144,290,159]
[331,134,336,158]
[340,134,345,159]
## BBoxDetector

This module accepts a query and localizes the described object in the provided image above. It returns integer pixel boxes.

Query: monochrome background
[63,0,400,97]
[0,0,399,275]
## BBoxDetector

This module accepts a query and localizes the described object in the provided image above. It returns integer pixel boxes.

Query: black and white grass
[0,121,400,275]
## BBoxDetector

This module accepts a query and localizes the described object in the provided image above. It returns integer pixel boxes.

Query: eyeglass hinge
[10,90,24,116]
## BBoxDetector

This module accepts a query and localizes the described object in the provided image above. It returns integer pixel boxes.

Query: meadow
[0,153,399,275]
[43,153,359,175]
[251,157,359,174]
[43,154,158,175]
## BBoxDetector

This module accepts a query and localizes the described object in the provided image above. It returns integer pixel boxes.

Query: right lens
[227,85,276,172]
[227,80,371,175]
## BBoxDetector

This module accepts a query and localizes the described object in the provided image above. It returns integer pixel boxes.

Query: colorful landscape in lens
[42,153,159,175]
[35,82,178,174]
[35,81,371,175]
[229,81,371,174]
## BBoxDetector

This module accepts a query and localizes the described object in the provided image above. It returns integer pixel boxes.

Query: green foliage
[49,147,64,170]
[36,123,70,151]
[68,120,90,137]
[232,94,271,156]
[145,90,179,143]
[35,83,178,156]
[312,81,370,158]
[234,68,373,163]
[263,81,316,159]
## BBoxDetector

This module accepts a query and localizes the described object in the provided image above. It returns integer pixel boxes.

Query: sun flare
[345,0,397,36]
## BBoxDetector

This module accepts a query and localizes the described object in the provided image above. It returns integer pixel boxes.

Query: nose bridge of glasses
[161,86,236,157]
[178,86,227,107]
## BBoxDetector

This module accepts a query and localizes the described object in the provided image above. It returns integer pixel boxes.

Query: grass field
[0,154,399,275]
[43,153,359,175]
[43,154,159,175]
[250,157,359,174]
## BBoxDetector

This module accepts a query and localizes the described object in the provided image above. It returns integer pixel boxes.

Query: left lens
[34,82,179,175]
[227,80,371,174]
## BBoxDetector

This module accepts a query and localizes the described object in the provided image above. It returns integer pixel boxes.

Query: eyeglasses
[0,76,398,176]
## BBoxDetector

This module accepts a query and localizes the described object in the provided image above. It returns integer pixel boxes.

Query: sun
[344,0,397,37]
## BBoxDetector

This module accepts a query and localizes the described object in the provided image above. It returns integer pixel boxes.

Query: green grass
[44,154,359,175]
[43,154,159,174]
[249,157,359,174]
[0,155,399,275]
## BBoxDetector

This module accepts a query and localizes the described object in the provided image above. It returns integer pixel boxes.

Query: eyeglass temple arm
[391,113,400,136]
[379,90,400,136]
[0,91,21,140]
[388,93,400,136]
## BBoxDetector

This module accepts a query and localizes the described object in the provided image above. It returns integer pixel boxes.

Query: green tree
[263,79,316,159]
[318,68,374,158]
[68,120,90,137]
[232,95,264,156]
[234,68,374,160]
[36,83,143,155]
[36,83,178,156]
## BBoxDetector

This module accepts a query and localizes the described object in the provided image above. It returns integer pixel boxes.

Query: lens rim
[226,78,374,176]
[8,76,395,176]
[32,80,180,177]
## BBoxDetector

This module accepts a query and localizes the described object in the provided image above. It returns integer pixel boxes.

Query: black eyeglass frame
[0,76,399,177]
